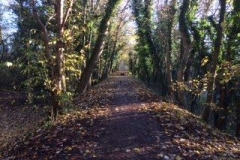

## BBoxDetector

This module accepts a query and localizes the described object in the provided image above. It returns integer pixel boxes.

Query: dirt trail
[2,75,240,160]
[92,76,176,159]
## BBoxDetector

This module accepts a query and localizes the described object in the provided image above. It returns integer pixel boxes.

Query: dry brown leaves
[1,75,240,159]
[150,102,240,159]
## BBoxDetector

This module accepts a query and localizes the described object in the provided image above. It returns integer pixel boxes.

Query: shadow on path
[89,75,178,160]
[3,74,240,160]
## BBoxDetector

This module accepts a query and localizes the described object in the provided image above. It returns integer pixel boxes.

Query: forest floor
[1,73,240,160]
[0,90,47,150]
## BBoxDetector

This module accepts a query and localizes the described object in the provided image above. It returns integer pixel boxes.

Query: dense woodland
[0,0,240,137]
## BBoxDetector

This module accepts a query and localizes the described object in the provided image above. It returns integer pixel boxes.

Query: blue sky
[0,0,17,39]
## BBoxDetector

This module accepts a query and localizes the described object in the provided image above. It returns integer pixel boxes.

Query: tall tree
[143,0,159,81]
[101,3,130,79]
[132,0,162,88]
[78,0,121,95]
[165,0,177,98]
[31,0,74,120]
[177,0,191,106]
[202,0,226,123]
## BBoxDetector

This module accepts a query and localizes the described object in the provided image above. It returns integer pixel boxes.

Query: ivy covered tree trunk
[166,0,176,99]
[78,0,121,95]
[214,0,240,131]
[143,0,159,83]
[226,0,240,61]
[132,0,160,89]
[177,0,191,107]
[202,0,226,123]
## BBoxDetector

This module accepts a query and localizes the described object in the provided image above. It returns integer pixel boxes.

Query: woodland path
[90,75,175,159]
[1,73,240,159]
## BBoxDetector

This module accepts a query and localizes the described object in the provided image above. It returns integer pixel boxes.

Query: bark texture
[202,0,226,123]
[78,0,121,95]
[31,0,74,120]
[177,0,191,107]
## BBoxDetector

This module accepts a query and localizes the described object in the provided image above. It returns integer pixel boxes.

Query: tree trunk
[215,83,228,130]
[102,50,115,79]
[177,0,191,107]
[56,0,66,92]
[132,0,159,86]
[235,94,240,137]
[226,0,240,61]
[0,27,5,61]
[202,0,226,123]
[51,0,66,120]
[101,26,114,79]
[144,0,159,85]
[166,0,176,99]
[31,0,73,120]
[78,0,121,95]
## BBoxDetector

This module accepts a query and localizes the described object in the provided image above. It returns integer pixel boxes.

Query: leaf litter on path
[1,74,240,159]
